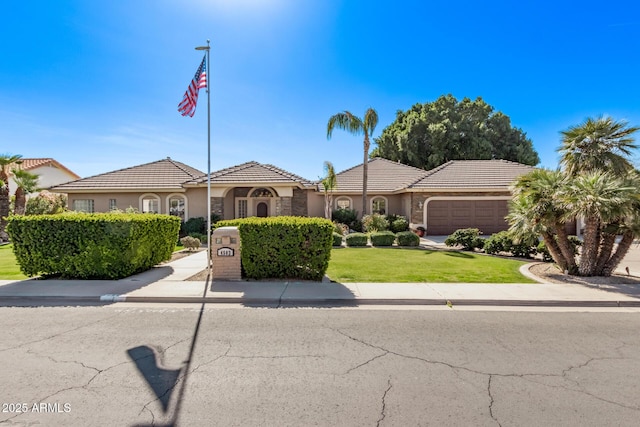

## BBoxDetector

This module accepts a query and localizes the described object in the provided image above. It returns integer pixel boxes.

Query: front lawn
[0,244,28,280]
[326,247,536,283]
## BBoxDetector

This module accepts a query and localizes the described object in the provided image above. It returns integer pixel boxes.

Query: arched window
[250,188,274,198]
[335,197,352,210]
[167,194,187,220]
[371,197,387,215]
[139,194,160,214]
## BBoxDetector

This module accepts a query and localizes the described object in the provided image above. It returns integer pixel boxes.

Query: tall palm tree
[0,154,22,241]
[12,169,39,215]
[321,161,337,219]
[558,116,639,177]
[327,108,378,216]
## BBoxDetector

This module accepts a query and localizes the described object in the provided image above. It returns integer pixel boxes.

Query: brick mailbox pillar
[211,226,241,281]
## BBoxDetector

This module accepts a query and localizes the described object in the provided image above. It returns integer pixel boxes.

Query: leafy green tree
[371,95,539,170]
[327,108,378,215]
[12,169,39,215]
[321,161,336,219]
[0,153,22,241]
[24,191,67,215]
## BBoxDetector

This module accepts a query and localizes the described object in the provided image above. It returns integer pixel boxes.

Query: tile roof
[409,160,536,189]
[50,158,205,191]
[8,158,80,180]
[327,158,429,193]
[186,161,313,186]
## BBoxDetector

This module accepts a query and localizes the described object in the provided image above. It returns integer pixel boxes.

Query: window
[73,199,94,213]
[335,197,351,210]
[237,199,248,218]
[141,195,160,213]
[371,197,387,215]
[250,188,274,198]
[168,196,186,220]
[109,199,117,210]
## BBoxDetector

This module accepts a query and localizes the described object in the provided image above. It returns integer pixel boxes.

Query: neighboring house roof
[186,161,314,187]
[327,158,429,193]
[9,158,80,180]
[50,158,205,191]
[409,160,536,189]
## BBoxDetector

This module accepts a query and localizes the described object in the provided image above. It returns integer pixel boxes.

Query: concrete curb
[2,294,640,307]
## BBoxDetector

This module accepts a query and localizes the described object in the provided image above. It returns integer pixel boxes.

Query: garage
[426,199,509,235]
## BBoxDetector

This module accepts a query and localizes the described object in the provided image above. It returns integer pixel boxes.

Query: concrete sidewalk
[1,250,640,307]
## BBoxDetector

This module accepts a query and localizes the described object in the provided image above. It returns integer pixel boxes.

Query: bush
[444,228,484,251]
[332,208,358,226]
[333,222,349,235]
[6,213,181,279]
[396,231,420,246]
[180,236,201,251]
[351,219,363,233]
[24,191,67,215]
[389,216,409,233]
[483,231,512,255]
[362,213,389,232]
[345,233,368,247]
[370,231,396,246]
[188,232,207,243]
[332,232,343,247]
[181,217,206,236]
[214,216,333,280]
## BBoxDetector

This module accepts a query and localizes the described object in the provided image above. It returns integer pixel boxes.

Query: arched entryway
[256,202,268,217]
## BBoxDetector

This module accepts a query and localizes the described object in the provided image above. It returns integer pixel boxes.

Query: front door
[256,202,268,217]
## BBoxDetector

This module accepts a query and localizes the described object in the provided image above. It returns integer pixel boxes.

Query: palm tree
[321,161,337,219]
[12,169,40,215]
[327,108,378,216]
[558,116,639,177]
[0,154,22,241]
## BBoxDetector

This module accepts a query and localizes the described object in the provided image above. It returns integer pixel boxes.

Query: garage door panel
[427,200,509,235]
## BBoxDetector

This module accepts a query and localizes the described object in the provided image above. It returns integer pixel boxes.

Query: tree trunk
[554,223,578,274]
[0,180,9,242]
[595,232,616,275]
[362,135,369,216]
[578,216,600,276]
[14,187,25,215]
[541,232,568,273]
[601,231,635,277]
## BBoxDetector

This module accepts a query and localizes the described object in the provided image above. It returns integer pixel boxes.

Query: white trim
[139,193,161,214]
[335,196,353,210]
[370,196,388,215]
[423,196,512,233]
[166,193,188,220]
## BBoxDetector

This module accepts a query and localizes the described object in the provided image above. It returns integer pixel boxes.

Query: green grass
[0,244,28,280]
[326,247,536,283]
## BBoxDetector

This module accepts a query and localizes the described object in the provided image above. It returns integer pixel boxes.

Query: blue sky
[1,0,639,181]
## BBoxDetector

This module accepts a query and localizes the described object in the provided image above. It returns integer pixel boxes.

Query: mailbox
[211,226,241,280]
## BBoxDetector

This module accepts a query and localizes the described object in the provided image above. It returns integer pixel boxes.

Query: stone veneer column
[212,197,224,218]
[280,197,292,216]
[291,189,307,216]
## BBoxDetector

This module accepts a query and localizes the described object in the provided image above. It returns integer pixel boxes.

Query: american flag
[178,55,207,117]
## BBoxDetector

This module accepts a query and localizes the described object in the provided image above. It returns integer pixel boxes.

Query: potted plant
[415,226,426,237]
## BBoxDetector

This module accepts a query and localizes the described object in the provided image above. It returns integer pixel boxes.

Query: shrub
[180,236,201,251]
[389,217,409,233]
[351,219,363,233]
[24,191,67,215]
[370,231,395,246]
[6,213,181,279]
[444,228,484,251]
[181,217,206,236]
[483,231,512,255]
[332,208,358,226]
[396,231,420,246]
[333,222,349,235]
[214,216,333,280]
[362,213,389,232]
[332,232,343,247]
[188,232,207,243]
[345,233,368,247]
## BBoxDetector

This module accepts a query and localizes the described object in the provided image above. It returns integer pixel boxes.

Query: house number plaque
[216,247,234,257]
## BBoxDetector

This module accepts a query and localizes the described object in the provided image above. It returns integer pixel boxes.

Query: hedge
[214,216,333,280]
[345,233,368,247]
[6,213,181,279]
[370,231,395,246]
[396,231,420,246]
[332,232,343,247]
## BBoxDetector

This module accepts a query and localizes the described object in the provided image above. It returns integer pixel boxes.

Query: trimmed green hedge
[345,233,368,247]
[396,231,420,246]
[215,216,333,280]
[7,213,181,279]
[332,232,343,247]
[370,231,395,246]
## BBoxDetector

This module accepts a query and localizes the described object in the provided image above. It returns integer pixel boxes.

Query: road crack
[376,378,392,427]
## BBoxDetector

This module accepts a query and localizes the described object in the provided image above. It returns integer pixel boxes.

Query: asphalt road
[1,306,639,426]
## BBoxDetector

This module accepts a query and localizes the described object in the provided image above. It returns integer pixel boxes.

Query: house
[50,157,537,235]
[7,158,80,196]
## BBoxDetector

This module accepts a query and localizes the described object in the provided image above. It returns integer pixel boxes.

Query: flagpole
[196,40,211,272]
